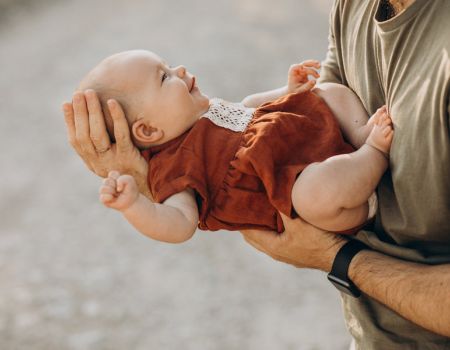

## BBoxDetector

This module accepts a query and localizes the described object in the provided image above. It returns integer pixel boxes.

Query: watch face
[327,274,361,298]
[327,240,368,298]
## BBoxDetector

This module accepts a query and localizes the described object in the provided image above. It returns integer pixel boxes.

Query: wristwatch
[327,239,369,298]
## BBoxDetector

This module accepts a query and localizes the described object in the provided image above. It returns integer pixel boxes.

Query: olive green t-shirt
[319,0,450,348]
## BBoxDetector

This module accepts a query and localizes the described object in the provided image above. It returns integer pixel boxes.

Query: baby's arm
[242,60,320,108]
[313,83,373,149]
[100,171,198,243]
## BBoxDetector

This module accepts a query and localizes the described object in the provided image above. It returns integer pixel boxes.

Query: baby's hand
[99,170,140,211]
[287,60,321,94]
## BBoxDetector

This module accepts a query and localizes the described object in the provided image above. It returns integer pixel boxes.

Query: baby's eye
[161,72,168,83]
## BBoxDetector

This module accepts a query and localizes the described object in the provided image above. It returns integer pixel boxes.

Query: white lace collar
[201,98,255,132]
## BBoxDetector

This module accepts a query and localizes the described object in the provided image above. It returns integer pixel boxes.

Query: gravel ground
[0,0,351,349]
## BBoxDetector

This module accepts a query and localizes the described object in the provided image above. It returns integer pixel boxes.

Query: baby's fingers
[99,193,115,205]
[300,59,321,68]
[298,67,320,79]
[103,176,116,186]
[297,80,317,93]
[291,65,320,79]
[99,182,117,195]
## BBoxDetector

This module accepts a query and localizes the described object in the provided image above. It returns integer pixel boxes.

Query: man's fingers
[63,101,95,172]
[63,102,77,147]
[73,92,95,154]
[241,230,303,267]
[107,99,133,153]
[240,229,280,250]
[241,231,273,255]
[85,89,111,152]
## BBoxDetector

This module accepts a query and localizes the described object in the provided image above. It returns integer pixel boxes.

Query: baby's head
[78,50,210,149]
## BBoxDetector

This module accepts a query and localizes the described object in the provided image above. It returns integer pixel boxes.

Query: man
[242,0,450,348]
[63,0,450,348]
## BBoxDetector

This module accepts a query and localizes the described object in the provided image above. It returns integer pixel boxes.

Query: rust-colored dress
[142,91,354,233]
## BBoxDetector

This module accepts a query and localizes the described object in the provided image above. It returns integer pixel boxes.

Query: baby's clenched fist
[99,170,140,211]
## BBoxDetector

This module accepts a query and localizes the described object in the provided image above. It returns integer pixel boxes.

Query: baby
[78,50,393,243]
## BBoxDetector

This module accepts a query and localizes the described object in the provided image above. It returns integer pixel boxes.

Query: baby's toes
[368,106,387,126]
[379,111,389,124]
[375,112,394,129]
[380,115,392,127]
[382,125,394,137]
[384,128,394,144]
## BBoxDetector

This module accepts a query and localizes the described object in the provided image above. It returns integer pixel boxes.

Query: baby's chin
[199,97,211,115]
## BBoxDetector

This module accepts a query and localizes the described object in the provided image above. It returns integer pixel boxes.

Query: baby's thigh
[291,162,337,222]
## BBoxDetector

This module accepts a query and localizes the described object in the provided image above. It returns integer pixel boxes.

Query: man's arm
[348,249,450,337]
[240,214,450,337]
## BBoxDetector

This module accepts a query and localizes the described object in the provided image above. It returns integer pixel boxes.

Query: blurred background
[0,0,351,349]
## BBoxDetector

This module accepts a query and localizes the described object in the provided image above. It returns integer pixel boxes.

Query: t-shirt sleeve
[319,0,344,85]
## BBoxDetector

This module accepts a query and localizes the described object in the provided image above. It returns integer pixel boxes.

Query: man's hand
[243,214,450,337]
[287,60,321,94]
[241,213,346,272]
[63,90,151,198]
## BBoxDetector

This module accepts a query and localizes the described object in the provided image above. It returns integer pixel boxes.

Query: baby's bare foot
[366,114,394,156]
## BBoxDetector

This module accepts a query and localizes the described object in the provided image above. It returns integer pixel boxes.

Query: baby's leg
[291,115,393,232]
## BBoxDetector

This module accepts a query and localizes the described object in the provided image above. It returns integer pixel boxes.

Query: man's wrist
[322,239,347,272]
[327,240,369,297]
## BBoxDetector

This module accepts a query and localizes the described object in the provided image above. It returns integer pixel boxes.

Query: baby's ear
[132,119,164,145]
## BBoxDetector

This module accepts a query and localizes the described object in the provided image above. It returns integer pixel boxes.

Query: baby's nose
[175,65,186,78]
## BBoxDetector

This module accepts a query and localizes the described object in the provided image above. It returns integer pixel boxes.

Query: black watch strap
[327,240,369,298]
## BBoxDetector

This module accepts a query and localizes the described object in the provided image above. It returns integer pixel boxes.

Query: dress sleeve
[147,146,209,208]
[319,0,344,85]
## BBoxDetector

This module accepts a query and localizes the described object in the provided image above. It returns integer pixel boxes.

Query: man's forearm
[348,250,450,337]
